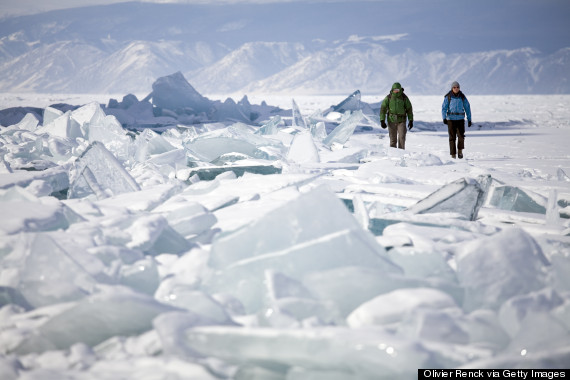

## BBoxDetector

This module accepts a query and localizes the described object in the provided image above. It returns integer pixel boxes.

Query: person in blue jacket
[442,81,472,159]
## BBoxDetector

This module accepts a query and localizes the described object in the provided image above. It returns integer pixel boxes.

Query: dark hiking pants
[447,119,465,155]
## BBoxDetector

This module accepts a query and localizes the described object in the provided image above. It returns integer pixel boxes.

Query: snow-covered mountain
[0,2,569,95]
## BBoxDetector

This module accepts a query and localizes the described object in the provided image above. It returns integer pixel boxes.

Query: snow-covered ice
[0,76,569,378]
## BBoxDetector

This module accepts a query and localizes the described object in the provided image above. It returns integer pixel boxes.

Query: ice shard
[406,175,491,221]
[13,113,39,131]
[291,98,307,129]
[310,121,327,141]
[557,168,570,182]
[286,131,320,164]
[255,115,280,135]
[134,128,177,163]
[485,180,547,214]
[68,141,140,200]
[43,106,64,126]
[322,110,364,148]
[332,90,361,113]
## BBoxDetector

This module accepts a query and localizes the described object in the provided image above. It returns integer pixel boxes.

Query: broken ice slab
[123,214,191,255]
[406,175,491,221]
[43,106,64,126]
[68,141,140,200]
[485,180,547,214]
[185,161,282,181]
[154,284,234,325]
[204,228,401,314]
[152,197,217,238]
[0,187,80,235]
[332,90,361,113]
[88,115,133,161]
[184,325,435,378]
[456,228,549,312]
[208,185,393,269]
[346,287,457,328]
[151,71,212,114]
[0,164,69,195]
[36,111,83,140]
[184,124,285,164]
[17,233,102,308]
[255,115,281,135]
[310,120,327,141]
[291,98,307,129]
[303,266,462,318]
[14,286,178,354]
[286,131,320,164]
[322,110,364,148]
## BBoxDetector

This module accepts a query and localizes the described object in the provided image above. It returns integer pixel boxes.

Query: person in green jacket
[380,82,414,149]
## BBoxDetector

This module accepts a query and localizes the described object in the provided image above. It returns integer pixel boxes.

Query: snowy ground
[0,93,569,379]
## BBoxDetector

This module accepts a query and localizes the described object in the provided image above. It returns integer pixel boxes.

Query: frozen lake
[0,92,569,378]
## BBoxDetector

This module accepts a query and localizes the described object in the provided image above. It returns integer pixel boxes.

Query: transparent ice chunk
[322,110,363,148]
[406,175,491,221]
[15,286,177,354]
[88,115,132,161]
[557,168,570,182]
[205,227,400,313]
[17,234,100,308]
[124,214,191,255]
[14,113,39,131]
[134,129,175,162]
[184,326,434,378]
[68,141,140,200]
[185,124,284,163]
[43,106,64,126]
[310,121,327,141]
[332,90,361,113]
[456,228,548,311]
[209,185,392,269]
[255,115,281,135]
[291,99,307,129]
[154,283,233,325]
[485,180,547,214]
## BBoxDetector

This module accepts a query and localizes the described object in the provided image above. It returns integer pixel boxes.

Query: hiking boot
[451,154,456,159]
[458,150,463,159]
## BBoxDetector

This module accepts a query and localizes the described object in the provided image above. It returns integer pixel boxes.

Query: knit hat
[451,81,460,89]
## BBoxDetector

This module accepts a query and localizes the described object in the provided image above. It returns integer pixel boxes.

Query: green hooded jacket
[380,82,413,123]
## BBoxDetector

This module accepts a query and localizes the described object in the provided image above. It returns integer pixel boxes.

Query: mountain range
[0,1,568,96]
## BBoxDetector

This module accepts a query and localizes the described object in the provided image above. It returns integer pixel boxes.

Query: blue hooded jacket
[442,91,471,121]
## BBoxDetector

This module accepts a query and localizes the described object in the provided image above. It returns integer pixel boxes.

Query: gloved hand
[408,121,413,130]
[381,120,387,129]
[468,120,472,127]
[443,119,447,125]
